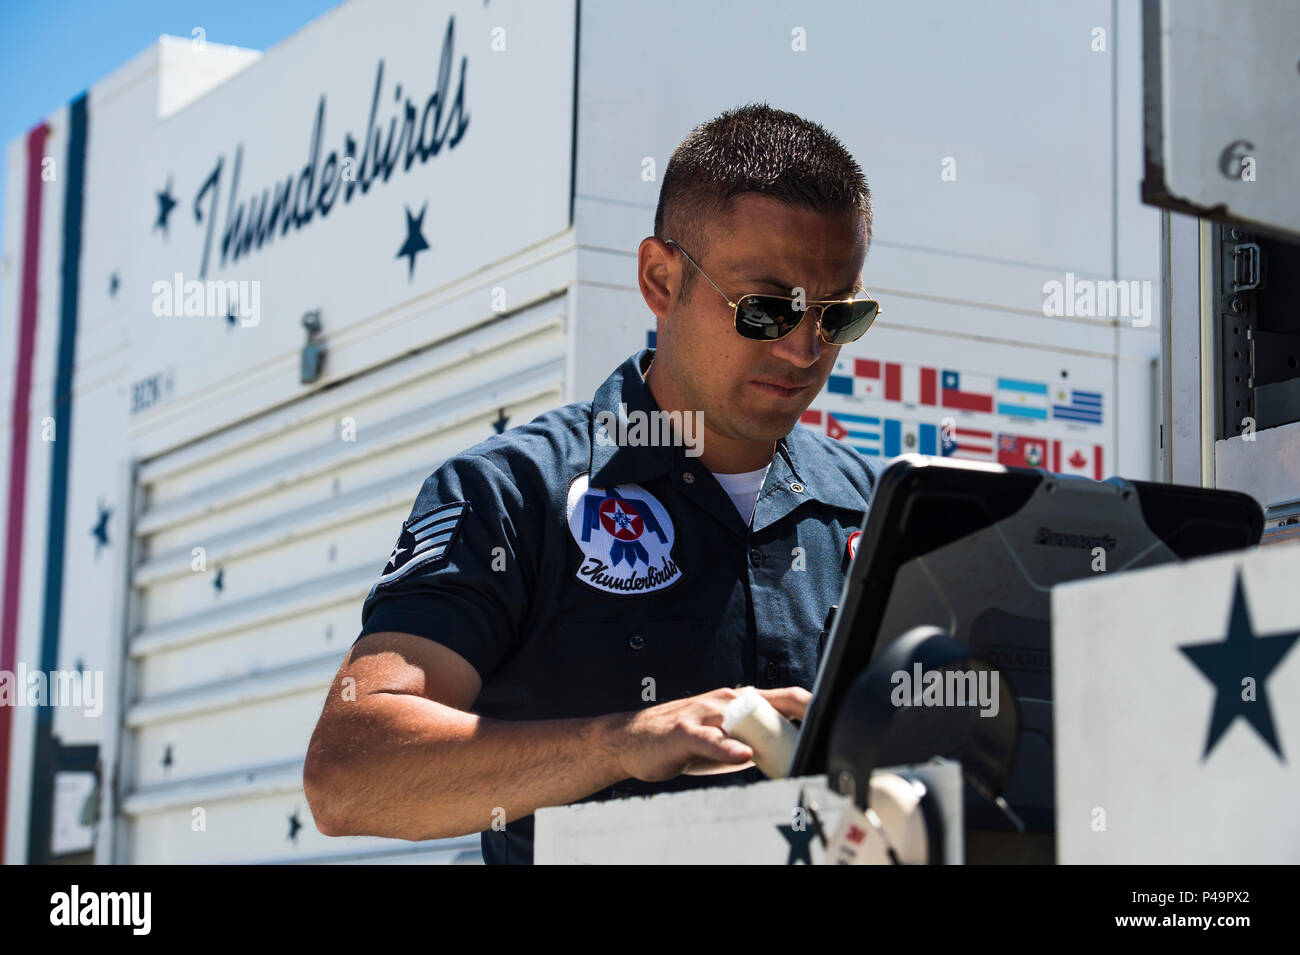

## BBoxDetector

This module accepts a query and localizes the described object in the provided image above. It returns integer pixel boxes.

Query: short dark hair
[654,103,873,299]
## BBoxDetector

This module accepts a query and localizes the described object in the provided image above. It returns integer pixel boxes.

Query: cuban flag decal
[567,474,682,595]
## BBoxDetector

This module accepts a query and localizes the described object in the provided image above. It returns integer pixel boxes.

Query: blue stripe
[827,375,853,395]
[996,378,1048,394]
[1070,390,1103,401]
[919,423,937,455]
[1053,407,1103,423]
[850,445,881,456]
[998,403,1048,419]
[832,411,881,425]
[844,429,879,442]
[30,93,88,864]
[883,419,901,457]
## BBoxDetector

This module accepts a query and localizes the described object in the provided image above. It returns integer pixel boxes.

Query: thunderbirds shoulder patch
[565,474,681,595]
[372,501,468,590]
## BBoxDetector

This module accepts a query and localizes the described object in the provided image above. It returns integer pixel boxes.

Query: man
[304,103,885,864]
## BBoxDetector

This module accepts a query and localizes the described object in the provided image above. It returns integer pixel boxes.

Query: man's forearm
[306,692,632,841]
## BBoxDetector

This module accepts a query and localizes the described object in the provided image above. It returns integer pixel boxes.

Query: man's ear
[637,236,677,320]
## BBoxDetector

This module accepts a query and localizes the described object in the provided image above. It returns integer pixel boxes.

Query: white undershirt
[711,463,771,525]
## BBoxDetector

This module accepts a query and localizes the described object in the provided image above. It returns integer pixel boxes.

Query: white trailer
[2,0,1166,864]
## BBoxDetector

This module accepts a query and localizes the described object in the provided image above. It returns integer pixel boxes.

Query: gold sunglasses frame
[663,238,881,345]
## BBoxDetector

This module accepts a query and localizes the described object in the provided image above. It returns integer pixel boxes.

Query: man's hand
[610,686,812,783]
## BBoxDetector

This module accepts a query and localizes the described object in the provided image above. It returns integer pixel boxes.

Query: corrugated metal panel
[118,297,567,863]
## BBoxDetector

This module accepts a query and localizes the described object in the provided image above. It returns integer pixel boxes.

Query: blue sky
[0,0,343,316]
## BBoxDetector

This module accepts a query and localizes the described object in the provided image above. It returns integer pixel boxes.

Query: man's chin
[732,406,806,443]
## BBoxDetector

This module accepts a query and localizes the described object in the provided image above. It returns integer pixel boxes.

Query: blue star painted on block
[396,202,431,279]
[154,178,178,237]
[91,502,111,555]
[1180,572,1299,761]
[776,790,824,864]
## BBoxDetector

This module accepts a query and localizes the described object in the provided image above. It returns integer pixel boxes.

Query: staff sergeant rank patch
[371,501,468,592]
[565,474,682,595]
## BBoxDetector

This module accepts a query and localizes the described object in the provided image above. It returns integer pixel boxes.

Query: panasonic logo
[1034,526,1117,551]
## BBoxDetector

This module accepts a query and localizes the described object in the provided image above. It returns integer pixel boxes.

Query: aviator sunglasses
[665,238,881,345]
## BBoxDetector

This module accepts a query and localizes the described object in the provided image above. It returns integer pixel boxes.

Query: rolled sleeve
[357,452,534,682]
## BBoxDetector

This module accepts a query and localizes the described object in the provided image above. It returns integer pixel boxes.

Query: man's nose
[770,304,823,368]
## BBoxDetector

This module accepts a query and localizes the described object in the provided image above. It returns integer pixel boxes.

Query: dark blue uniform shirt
[357,348,884,863]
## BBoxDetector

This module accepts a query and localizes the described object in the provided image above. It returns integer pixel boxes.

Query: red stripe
[800,409,822,425]
[884,363,901,401]
[1094,445,1103,480]
[941,391,993,413]
[854,358,880,379]
[0,124,49,862]
[955,429,993,441]
[920,367,936,405]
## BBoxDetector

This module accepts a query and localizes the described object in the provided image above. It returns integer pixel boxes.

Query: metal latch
[1231,242,1262,292]
[300,310,325,384]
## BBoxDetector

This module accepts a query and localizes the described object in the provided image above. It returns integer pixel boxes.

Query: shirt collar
[589,349,675,487]
[768,423,875,514]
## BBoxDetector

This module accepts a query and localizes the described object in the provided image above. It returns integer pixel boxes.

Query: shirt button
[749,548,763,567]
[628,634,645,650]
[765,661,780,681]
[682,471,695,485]
[790,482,804,493]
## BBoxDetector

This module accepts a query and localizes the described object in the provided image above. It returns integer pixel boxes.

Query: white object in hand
[721,686,799,779]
